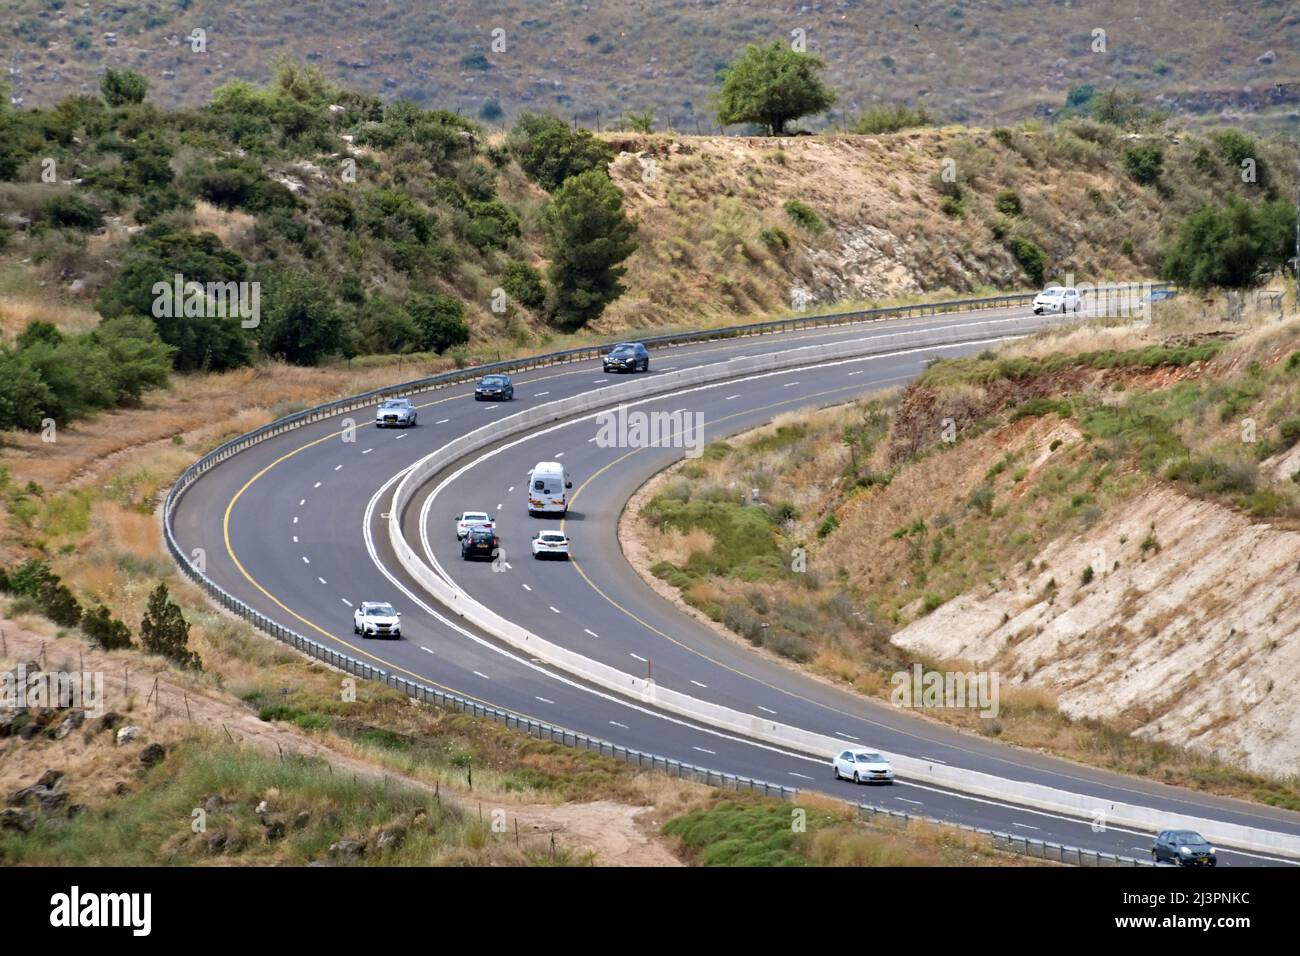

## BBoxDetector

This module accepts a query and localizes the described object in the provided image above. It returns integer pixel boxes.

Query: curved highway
[172,303,1300,866]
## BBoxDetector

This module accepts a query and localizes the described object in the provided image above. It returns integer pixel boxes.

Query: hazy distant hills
[5,0,1297,131]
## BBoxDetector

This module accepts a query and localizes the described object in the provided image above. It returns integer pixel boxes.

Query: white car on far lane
[1032,285,1081,314]
[455,511,494,540]
[832,749,894,784]
[530,530,570,559]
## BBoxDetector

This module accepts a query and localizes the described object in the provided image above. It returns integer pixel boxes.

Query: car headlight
[1180,846,1191,855]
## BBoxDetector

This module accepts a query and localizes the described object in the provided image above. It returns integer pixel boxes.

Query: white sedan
[832,749,894,784]
[353,601,401,639]
[530,530,570,559]
[455,511,494,540]
[1032,285,1081,314]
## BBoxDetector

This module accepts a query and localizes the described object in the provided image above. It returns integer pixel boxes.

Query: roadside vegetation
[658,794,1043,866]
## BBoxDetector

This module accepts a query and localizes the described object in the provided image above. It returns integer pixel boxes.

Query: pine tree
[82,604,134,651]
[140,583,201,669]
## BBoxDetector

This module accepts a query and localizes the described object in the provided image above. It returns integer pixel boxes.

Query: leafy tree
[715,41,837,135]
[1210,130,1267,186]
[100,69,149,107]
[82,604,134,650]
[410,293,470,354]
[0,351,56,430]
[140,582,201,670]
[1121,144,1164,185]
[258,269,351,365]
[1162,197,1296,291]
[624,109,655,133]
[359,297,419,353]
[545,169,637,331]
[97,230,253,372]
[508,113,613,191]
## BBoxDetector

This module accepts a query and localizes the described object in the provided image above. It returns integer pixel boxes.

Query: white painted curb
[387,319,1300,859]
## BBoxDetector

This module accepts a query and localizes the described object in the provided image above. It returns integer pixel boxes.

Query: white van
[527,461,571,516]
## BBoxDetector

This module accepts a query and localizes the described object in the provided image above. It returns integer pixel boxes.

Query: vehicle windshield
[462,513,489,522]
[380,400,407,408]
[541,534,565,542]
[611,345,634,354]
[856,752,883,763]
[481,376,508,385]
[1172,832,1207,845]
[365,604,395,616]
[1040,288,1063,296]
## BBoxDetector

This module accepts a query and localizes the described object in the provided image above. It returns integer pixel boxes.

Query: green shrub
[995,189,1022,216]
[817,513,839,538]
[508,113,613,192]
[1121,144,1164,185]
[502,261,546,310]
[760,226,791,250]
[1008,237,1045,285]
[783,199,824,233]
[140,582,201,670]
[852,103,932,134]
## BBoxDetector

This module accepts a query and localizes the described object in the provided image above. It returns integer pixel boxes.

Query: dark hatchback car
[460,527,500,561]
[603,342,649,373]
[1152,830,1217,866]
[475,374,514,401]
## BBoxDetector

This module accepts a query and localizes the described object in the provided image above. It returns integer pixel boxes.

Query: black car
[1152,830,1217,866]
[603,342,649,373]
[475,374,514,401]
[460,527,499,561]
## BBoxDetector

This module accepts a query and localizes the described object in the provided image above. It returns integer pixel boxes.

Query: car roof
[461,511,490,518]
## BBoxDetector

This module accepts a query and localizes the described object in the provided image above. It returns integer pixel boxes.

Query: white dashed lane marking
[609,721,628,729]
[758,706,777,715]
[314,482,321,488]
[548,606,561,614]
[334,464,343,471]
[436,419,449,424]
[362,448,373,455]
[724,394,740,400]
[690,680,708,688]
[522,583,532,592]
[341,598,353,607]
[789,772,813,781]
[629,653,647,662]
[301,556,310,564]
[536,696,554,705]
[299,499,306,507]
[535,391,549,397]
[692,746,716,756]
[317,577,327,585]
[472,671,490,680]
[583,628,598,638]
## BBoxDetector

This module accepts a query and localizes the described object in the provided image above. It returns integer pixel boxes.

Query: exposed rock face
[891,486,1300,774]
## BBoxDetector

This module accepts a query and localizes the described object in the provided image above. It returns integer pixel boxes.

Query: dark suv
[1152,830,1217,866]
[604,342,649,373]
[460,527,499,561]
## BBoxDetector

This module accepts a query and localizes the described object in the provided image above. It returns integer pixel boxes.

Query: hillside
[4,0,1298,133]
[625,296,1300,800]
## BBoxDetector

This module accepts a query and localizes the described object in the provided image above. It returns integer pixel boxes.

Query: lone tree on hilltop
[715,41,837,135]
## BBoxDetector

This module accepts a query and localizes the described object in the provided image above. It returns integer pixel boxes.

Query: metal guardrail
[856,803,1154,867]
[162,284,1164,821]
